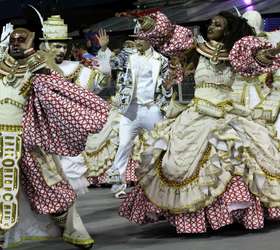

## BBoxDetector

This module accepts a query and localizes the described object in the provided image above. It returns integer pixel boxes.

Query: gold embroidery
[0,131,22,230]
[0,125,22,133]
[19,78,34,97]
[0,52,46,78]
[195,82,232,91]
[246,148,280,179]
[196,41,229,63]
[156,144,211,188]
[65,65,83,82]
[193,97,232,113]
[141,174,232,213]
[0,98,24,109]
[85,140,111,158]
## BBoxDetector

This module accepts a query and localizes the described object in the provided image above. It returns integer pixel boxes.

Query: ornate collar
[196,41,229,64]
[0,51,47,96]
[0,51,46,77]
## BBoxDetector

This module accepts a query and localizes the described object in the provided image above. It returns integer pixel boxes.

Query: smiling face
[49,42,68,64]
[9,29,34,59]
[134,39,151,55]
[207,15,228,42]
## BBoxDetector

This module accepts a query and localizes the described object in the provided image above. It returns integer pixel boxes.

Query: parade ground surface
[17,187,280,250]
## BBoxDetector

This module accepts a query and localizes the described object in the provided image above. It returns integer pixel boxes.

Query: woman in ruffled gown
[119,11,280,233]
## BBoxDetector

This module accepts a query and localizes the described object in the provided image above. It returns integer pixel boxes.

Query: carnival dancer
[38,14,111,195]
[86,30,178,197]
[109,38,176,197]
[0,23,109,249]
[119,11,280,234]
[84,32,141,189]
[40,15,109,94]
[231,10,272,111]
[240,11,280,141]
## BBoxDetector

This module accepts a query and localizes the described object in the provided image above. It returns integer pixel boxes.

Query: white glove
[1,23,13,47]
[195,34,205,44]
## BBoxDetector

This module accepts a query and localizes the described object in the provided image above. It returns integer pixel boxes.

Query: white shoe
[114,190,127,199]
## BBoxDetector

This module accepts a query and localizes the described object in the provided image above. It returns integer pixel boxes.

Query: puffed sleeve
[22,73,110,156]
[229,36,280,77]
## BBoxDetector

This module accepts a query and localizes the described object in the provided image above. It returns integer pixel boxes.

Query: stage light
[246,5,254,10]
[244,0,252,4]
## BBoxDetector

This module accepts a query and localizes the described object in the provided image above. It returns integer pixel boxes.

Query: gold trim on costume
[0,125,22,133]
[0,52,46,77]
[246,148,280,179]
[86,70,98,90]
[0,98,24,109]
[0,131,22,230]
[196,41,229,64]
[156,144,211,188]
[193,97,232,113]
[195,82,232,91]
[6,236,61,248]
[65,65,83,82]
[63,234,94,245]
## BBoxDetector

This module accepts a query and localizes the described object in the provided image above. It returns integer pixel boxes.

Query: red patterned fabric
[136,11,194,58]
[87,175,107,186]
[136,11,192,85]
[137,11,173,47]
[229,36,280,77]
[22,73,110,156]
[87,176,99,186]
[125,159,139,183]
[119,176,279,233]
[173,63,184,85]
[20,73,109,213]
[88,158,139,186]
[21,150,76,214]
[267,208,280,219]
[159,25,194,58]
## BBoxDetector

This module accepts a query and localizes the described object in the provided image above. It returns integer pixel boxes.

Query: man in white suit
[110,38,174,197]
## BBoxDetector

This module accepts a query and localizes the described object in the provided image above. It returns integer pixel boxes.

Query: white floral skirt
[120,106,280,232]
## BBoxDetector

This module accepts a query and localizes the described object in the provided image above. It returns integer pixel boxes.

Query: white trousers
[112,103,163,179]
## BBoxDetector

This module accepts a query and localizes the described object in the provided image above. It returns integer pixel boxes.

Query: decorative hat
[135,11,194,57]
[40,15,72,41]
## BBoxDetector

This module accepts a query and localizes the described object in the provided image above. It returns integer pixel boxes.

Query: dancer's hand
[163,69,177,90]
[164,57,183,89]
[0,23,13,47]
[256,46,280,65]
[96,28,109,51]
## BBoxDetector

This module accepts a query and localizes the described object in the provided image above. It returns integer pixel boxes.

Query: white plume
[196,34,205,44]
[233,6,241,17]
[28,4,49,48]
[133,19,141,34]
[28,4,44,27]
